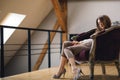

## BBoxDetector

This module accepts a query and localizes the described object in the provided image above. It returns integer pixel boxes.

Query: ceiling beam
[51,0,68,41]
[51,0,67,32]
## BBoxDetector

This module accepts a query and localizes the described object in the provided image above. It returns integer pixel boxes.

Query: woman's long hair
[96,15,111,30]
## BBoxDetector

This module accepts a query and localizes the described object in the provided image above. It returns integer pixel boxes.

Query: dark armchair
[89,26,120,80]
[69,26,120,80]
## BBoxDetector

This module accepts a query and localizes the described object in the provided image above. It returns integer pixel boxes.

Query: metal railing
[0,25,64,78]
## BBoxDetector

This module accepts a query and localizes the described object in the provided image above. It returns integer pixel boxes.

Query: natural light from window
[0,13,26,43]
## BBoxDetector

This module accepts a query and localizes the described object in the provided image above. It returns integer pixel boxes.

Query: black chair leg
[89,62,94,80]
[101,64,106,75]
[115,61,120,77]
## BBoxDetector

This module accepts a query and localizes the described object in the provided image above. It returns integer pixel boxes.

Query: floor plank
[0,64,120,80]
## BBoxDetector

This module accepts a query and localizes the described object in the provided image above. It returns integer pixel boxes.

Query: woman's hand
[72,41,79,45]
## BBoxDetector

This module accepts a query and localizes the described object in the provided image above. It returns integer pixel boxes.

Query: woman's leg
[53,41,73,78]
[64,48,84,80]
[61,41,73,57]
[63,39,93,79]
[64,48,79,75]
[58,41,73,73]
[56,56,67,76]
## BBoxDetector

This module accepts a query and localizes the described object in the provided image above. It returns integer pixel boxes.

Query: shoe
[73,68,84,80]
[80,69,85,76]
[53,68,66,79]
[73,68,80,80]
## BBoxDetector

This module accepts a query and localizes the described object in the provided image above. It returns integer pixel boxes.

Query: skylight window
[0,13,26,43]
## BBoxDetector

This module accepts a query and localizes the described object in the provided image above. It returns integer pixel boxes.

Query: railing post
[48,31,51,68]
[60,32,62,53]
[28,29,31,72]
[0,27,4,77]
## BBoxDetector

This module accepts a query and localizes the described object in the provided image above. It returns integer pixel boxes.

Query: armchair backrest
[95,26,120,61]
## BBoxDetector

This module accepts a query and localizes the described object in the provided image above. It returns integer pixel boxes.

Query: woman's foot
[53,68,66,79]
[72,68,84,80]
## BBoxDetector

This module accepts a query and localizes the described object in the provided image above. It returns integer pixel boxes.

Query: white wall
[5,0,120,76]
[68,0,120,34]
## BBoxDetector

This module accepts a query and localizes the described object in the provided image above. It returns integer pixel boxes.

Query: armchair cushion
[75,49,89,61]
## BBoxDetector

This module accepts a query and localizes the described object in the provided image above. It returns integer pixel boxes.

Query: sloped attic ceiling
[0,0,53,65]
[0,0,53,28]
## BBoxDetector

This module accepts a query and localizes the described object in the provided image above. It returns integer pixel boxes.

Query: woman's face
[98,19,105,31]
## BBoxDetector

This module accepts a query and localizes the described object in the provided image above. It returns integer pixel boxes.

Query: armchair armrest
[89,38,96,62]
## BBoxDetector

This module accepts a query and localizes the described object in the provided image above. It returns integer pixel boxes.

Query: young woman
[53,15,112,80]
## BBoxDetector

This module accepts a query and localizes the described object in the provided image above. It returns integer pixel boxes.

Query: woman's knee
[63,41,73,47]
[64,48,68,53]
[64,48,74,59]
[63,41,71,44]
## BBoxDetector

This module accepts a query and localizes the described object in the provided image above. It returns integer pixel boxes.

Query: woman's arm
[71,28,96,41]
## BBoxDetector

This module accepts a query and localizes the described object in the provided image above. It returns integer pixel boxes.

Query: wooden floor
[0,64,120,80]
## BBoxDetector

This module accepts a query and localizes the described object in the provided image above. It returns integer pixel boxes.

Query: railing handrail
[0,25,64,33]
